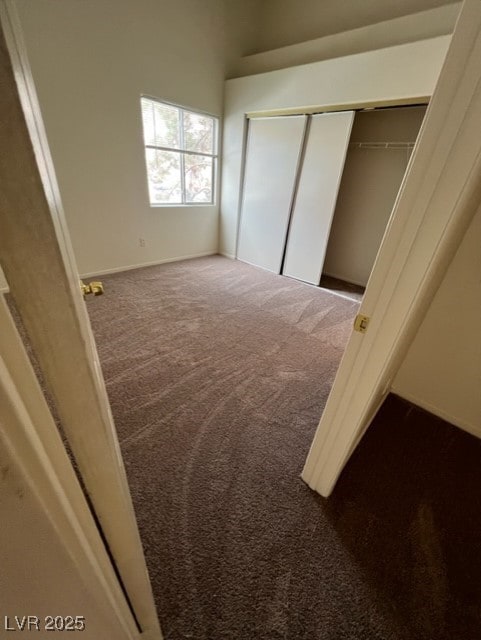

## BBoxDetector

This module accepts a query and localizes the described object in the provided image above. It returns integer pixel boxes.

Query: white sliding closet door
[283,111,354,284]
[237,115,306,273]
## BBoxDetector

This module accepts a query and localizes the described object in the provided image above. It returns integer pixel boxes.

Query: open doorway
[320,105,426,301]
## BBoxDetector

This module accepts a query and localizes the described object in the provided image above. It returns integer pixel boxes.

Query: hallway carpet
[85,256,481,640]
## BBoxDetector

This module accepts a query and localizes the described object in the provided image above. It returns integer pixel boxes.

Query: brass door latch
[80,280,104,297]
[353,313,370,333]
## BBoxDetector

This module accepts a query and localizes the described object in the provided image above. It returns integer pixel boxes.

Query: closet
[237,105,427,295]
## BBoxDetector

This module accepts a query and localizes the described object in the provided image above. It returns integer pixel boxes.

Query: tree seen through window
[141,97,218,205]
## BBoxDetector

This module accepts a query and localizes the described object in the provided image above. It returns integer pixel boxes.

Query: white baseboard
[219,251,235,260]
[80,251,217,279]
[393,389,481,440]
[2,252,218,292]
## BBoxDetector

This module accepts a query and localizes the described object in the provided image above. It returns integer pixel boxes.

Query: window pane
[183,111,215,154]
[145,148,182,204]
[184,154,213,203]
[153,102,180,148]
[140,98,155,145]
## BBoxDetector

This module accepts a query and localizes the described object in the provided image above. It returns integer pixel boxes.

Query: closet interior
[236,105,427,301]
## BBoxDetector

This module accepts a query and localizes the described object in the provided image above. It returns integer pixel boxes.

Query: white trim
[393,390,481,440]
[80,251,217,278]
[246,96,431,119]
[218,251,235,260]
[140,93,221,120]
[4,252,219,289]
[150,203,217,208]
[302,0,481,497]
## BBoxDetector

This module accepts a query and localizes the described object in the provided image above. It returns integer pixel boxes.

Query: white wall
[323,106,427,287]
[252,0,458,53]
[0,444,127,639]
[392,204,481,438]
[12,0,252,277]
[220,36,450,259]
[233,4,460,77]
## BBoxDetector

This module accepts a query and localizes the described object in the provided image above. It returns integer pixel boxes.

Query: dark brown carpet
[82,256,481,639]
[320,274,365,302]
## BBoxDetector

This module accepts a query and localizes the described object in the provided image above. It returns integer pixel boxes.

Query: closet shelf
[349,141,415,149]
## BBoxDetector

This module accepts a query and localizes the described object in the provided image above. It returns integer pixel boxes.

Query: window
[140,97,218,206]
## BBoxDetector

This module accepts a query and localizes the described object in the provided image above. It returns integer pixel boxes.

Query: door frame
[0,2,161,637]
[303,0,481,496]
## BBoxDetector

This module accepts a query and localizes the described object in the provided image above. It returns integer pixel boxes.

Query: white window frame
[140,95,219,207]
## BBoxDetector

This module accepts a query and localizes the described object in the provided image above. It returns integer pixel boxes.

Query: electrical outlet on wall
[139,237,146,248]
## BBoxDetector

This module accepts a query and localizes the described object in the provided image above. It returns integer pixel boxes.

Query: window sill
[149,203,216,208]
